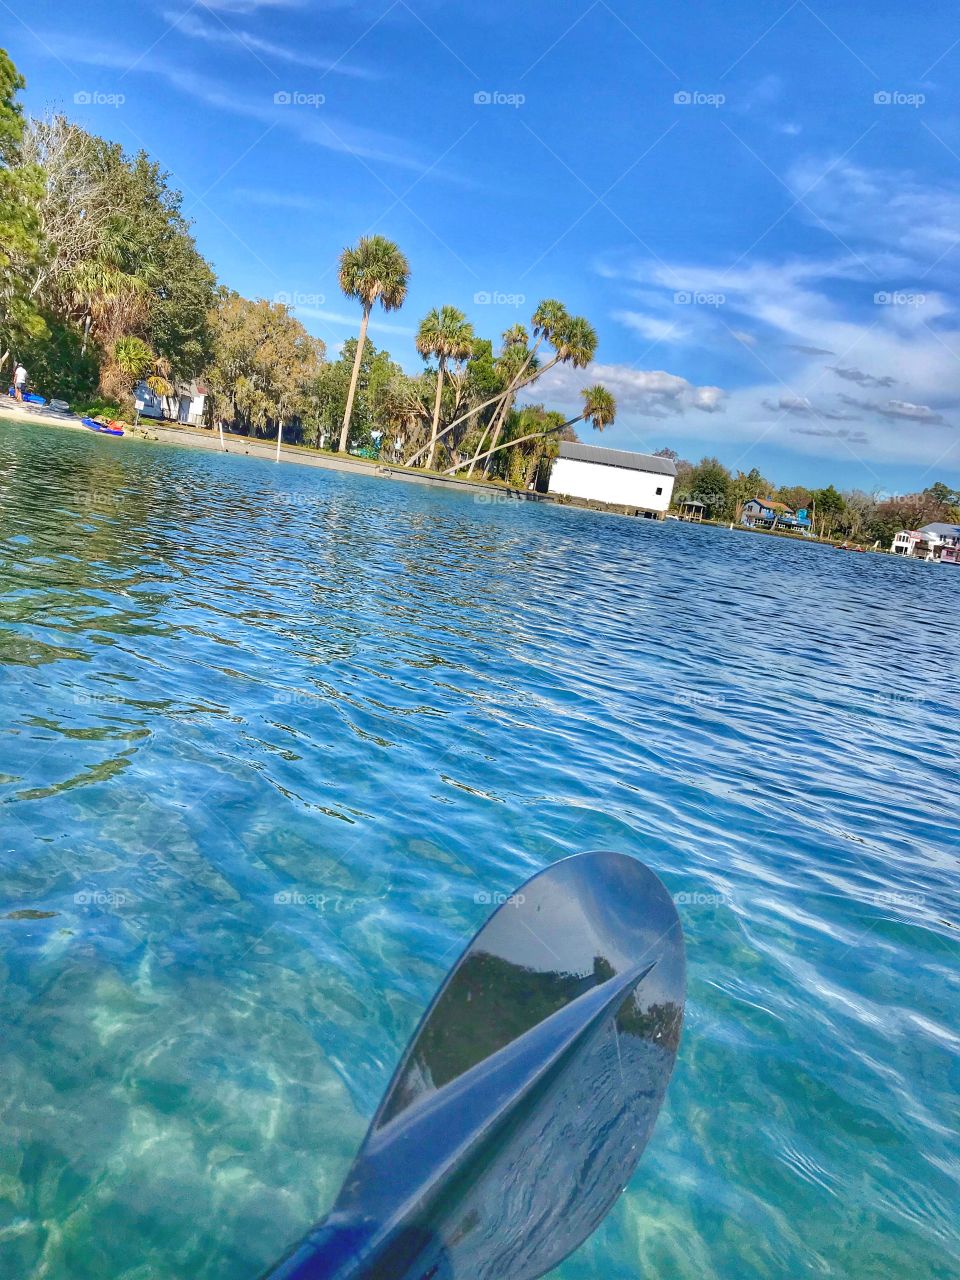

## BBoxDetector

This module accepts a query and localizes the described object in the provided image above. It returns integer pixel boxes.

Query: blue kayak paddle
[262,850,685,1280]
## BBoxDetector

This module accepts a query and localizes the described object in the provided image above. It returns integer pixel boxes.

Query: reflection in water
[267,853,685,1280]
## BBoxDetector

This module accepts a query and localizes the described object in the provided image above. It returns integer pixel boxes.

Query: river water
[1,420,957,1279]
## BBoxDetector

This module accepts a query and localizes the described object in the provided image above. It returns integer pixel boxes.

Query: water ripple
[0,422,958,1279]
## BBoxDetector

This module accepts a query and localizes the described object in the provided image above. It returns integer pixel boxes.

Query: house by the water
[741,498,811,533]
[545,443,676,516]
[135,380,207,426]
[891,522,960,562]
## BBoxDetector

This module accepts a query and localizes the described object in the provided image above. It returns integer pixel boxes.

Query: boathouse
[546,443,676,516]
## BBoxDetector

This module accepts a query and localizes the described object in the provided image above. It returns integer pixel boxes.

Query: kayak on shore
[81,417,125,437]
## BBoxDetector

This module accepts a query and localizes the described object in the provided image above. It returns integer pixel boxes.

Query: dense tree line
[2,52,216,408]
[664,450,960,544]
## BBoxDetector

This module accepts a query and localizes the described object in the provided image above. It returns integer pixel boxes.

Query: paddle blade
[266,851,684,1280]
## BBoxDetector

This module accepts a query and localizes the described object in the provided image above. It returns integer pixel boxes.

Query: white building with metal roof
[547,442,676,516]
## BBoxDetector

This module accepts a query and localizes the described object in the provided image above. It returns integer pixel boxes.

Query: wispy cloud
[763,394,860,421]
[295,306,415,336]
[838,394,950,426]
[55,36,428,171]
[598,158,960,468]
[198,0,307,11]
[792,425,869,442]
[615,310,689,344]
[165,9,377,77]
[828,365,896,388]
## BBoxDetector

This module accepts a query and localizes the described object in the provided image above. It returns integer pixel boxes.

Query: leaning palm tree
[416,305,475,470]
[472,312,597,477]
[468,328,534,477]
[446,384,616,475]
[404,300,594,469]
[337,236,410,453]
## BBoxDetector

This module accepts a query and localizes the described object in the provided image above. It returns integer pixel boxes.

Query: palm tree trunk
[219,420,226,451]
[425,356,446,470]
[404,350,556,469]
[481,395,513,478]
[276,420,283,462]
[339,304,370,452]
[467,393,510,477]
[446,413,582,475]
[466,420,492,477]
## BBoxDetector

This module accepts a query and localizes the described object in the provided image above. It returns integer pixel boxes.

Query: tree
[497,404,566,488]
[468,325,532,477]
[724,466,773,522]
[778,484,811,513]
[337,235,409,452]
[110,334,155,395]
[447,383,615,475]
[404,300,599,469]
[0,50,45,375]
[5,105,215,404]
[810,484,845,538]
[923,480,959,510]
[415,305,474,470]
[308,336,406,452]
[202,289,325,442]
[683,457,732,519]
[18,116,110,310]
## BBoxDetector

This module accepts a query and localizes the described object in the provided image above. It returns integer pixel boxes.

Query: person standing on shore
[12,362,27,401]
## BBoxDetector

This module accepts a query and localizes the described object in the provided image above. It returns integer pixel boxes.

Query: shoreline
[0,400,890,549]
[0,399,548,502]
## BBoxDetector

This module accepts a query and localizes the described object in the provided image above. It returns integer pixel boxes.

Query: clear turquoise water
[0,419,958,1280]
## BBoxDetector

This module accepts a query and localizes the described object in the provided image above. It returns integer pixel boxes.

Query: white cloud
[600,190,960,469]
[533,361,726,420]
[792,425,869,443]
[165,10,375,76]
[838,394,949,425]
[789,157,960,261]
[828,365,896,388]
[614,311,690,344]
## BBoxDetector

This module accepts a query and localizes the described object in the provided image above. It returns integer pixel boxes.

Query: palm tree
[404,300,595,469]
[415,305,475,470]
[446,384,616,475]
[110,335,156,400]
[467,326,533,477]
[145,354,173,401]
[473,312,597,477]
[337,236,409,453]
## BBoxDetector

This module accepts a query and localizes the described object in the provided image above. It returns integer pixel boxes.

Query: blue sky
[8,0,960,491]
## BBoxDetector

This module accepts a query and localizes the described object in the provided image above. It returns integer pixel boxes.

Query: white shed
[547,442,676,515]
